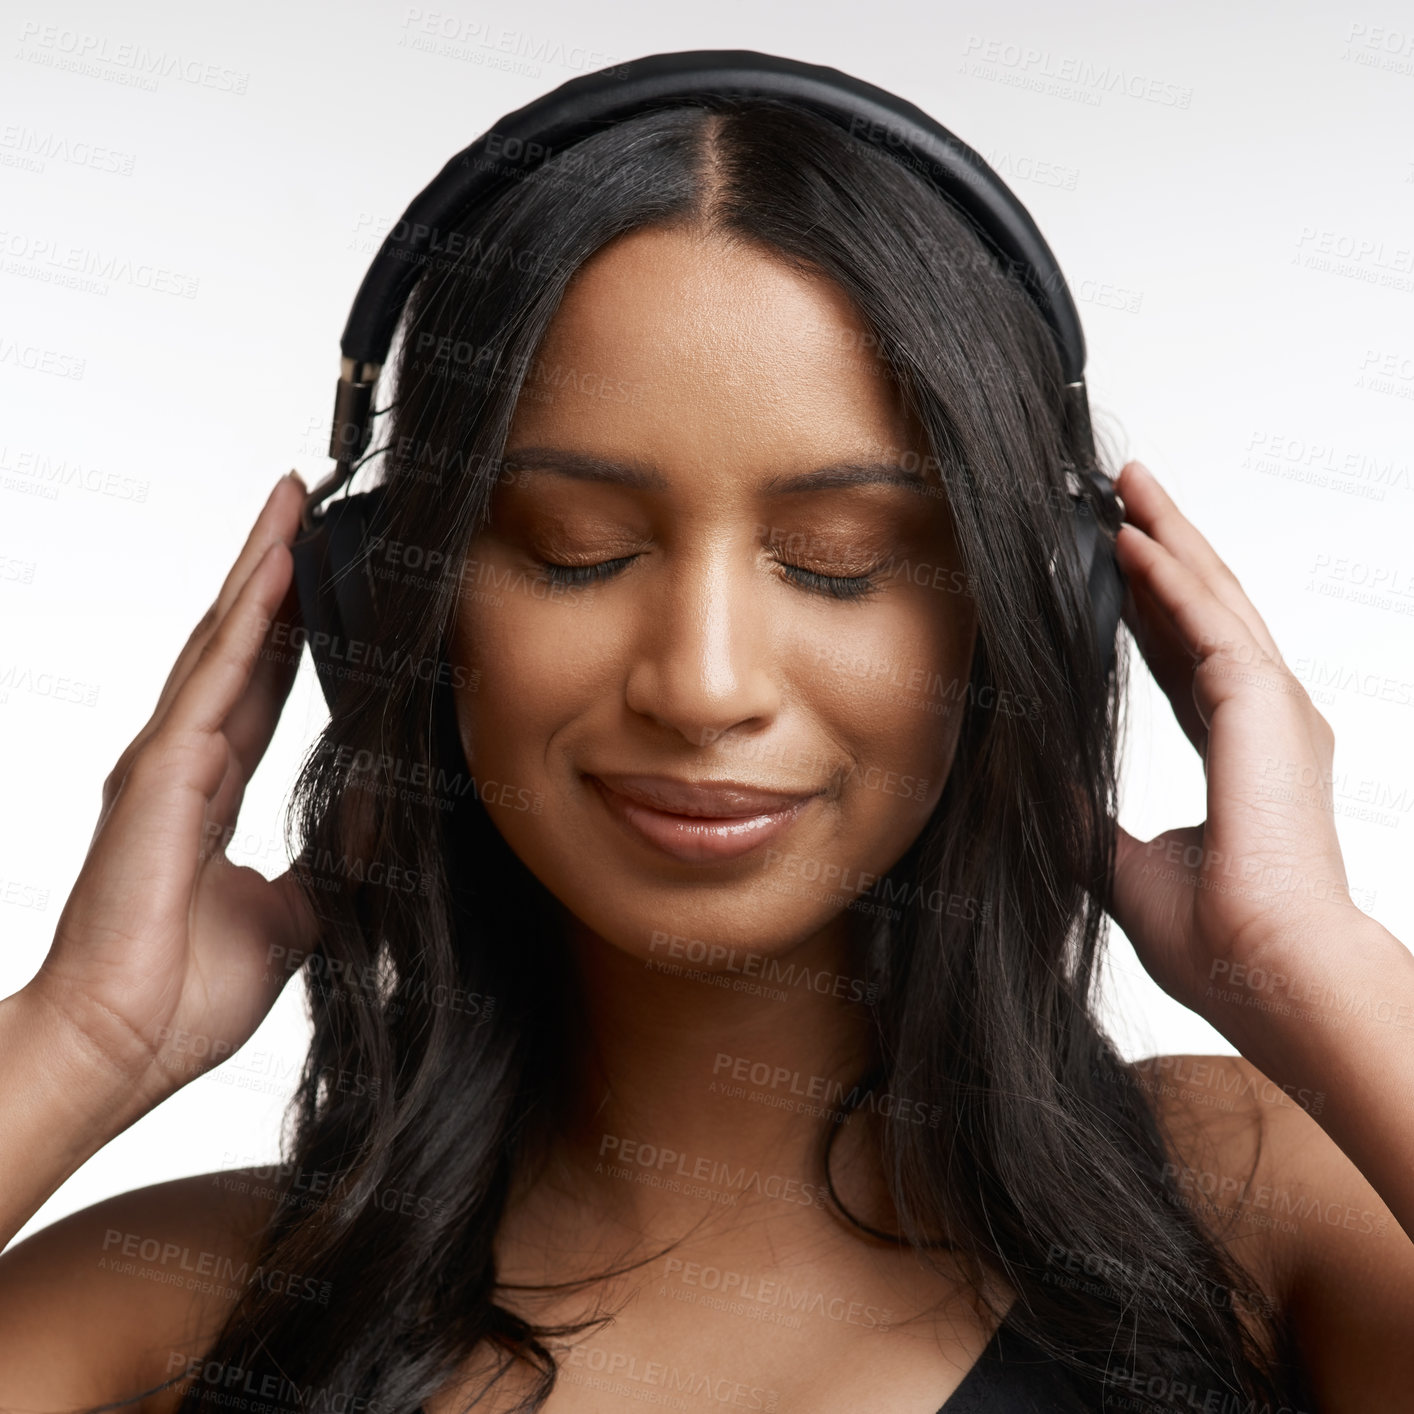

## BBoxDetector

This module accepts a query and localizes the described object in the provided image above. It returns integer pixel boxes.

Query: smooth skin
[1,225,1412,1413]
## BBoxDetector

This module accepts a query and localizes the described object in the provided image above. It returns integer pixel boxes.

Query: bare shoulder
[0,1164,285,1412]
[1124,1051,1414,1411]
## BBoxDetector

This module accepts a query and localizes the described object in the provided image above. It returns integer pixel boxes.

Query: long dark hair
[126,96,1308,1413]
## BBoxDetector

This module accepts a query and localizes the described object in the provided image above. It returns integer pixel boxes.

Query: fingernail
[283,468,306,489]
[264,470,303,510]
[1129,460,1151,478]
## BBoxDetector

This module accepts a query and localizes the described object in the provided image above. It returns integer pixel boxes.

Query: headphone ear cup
[291,487,387,714]
[1068,490,1126,681]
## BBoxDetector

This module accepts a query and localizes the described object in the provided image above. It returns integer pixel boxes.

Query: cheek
[812,587,974,836]
[808,583,972,739]
[451,582,594,782]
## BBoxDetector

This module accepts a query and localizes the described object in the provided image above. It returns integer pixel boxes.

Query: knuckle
[189,602,220,647]
[191,626,239,681]
[1216,563,1246,599]
[128,728,220,786]
[120,738,168,788]
[101,747,138,804]
[200,601,258,664]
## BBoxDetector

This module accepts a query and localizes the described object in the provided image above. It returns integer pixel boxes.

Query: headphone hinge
[1061,379,1125,528]
[328,366,379,464]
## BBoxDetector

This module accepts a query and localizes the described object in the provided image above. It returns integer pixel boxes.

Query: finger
[149,473,307,725]
[1114,519,1285,730]
[1120,568,1210,756]
[1107,818,1205,986]
[199,736,252,865]
[219,546,305,785]
[273,866,324,958]
[1105,819,1145,929]
[100,474,305,814]
[1115,461,1285,667]
[161,538,296,744]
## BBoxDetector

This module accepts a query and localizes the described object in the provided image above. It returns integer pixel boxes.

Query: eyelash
[533,555,884,602]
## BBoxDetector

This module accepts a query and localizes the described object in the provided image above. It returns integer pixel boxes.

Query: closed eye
[532,555,884,602]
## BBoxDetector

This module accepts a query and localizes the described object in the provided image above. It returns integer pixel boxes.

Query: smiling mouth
[585,774,820,864]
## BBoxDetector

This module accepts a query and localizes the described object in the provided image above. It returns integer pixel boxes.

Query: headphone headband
[339,49,1086,381]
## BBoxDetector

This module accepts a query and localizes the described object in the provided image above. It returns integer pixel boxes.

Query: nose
[621,541,783,745]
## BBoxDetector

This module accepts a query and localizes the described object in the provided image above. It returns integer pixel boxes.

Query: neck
[535,898,896,1241]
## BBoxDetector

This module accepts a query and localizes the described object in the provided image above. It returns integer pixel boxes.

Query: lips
[585,773,823,863]
[591,774,822,818]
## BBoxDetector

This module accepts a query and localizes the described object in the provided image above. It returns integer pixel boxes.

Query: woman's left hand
[1103,459,1369,1020]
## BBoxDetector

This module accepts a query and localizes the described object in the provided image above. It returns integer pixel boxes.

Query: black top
[414,1308,1099,1413]
[939,1309,1095,1411]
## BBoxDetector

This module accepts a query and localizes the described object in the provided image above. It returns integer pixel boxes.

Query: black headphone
[289,48,1127,716]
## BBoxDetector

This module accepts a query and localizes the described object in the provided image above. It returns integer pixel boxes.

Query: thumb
[1102,818,1146,934]
[1107,818,1204,962]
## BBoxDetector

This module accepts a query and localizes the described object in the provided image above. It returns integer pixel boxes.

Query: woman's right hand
[21,470,323,1121]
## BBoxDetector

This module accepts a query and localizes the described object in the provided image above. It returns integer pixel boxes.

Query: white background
[3,0,1411,1249]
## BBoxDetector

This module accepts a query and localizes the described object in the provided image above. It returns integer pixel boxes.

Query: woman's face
[449,224,977,961]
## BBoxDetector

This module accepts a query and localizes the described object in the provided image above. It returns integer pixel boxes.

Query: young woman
[1,94,1411,1414]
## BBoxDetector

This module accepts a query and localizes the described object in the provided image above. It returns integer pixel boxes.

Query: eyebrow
[500,446,932,495]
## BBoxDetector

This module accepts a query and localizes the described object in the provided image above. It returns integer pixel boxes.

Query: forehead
[503,225,928,491]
